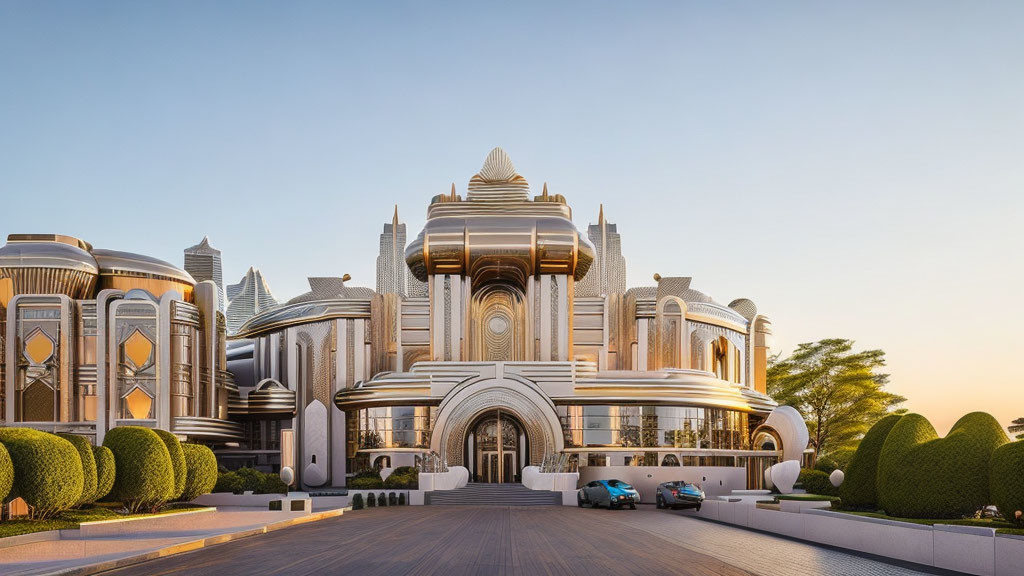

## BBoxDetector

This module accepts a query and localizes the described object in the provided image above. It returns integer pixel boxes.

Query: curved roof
[91,249,195,284]
[233,298,372,339]
[0,236,99,275]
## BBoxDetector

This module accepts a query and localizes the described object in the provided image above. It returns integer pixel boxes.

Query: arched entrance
[465,409,525,483]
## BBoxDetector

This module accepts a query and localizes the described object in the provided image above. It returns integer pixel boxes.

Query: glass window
[559,405,750,450]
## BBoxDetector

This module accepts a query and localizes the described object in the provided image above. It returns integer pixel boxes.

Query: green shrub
[180,444,218,501]
[0,443,13,503]
[384,466,419,489]
[351,493,364,510]
[991,440,1024,527]
[214,471,244,494]
[388,492,397,506]
[349,475,384,489]
[0,428,84,518]
[840,414,901,509]
[103,426,175,513]
[378,492,387,507]
[213,468,287,495]
[57,434,98,506]
[398,492,406,506]
[92,445,115,502]
[878,412,1009,518]
[367,492,376,507]
[799,468,839,497]
[153,429,186,500]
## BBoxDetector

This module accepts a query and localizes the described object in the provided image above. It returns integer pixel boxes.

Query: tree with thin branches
[767,339,905,467]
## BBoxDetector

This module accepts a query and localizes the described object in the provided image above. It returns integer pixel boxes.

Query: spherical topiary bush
[179,444,218,502]
[213,471,243,494]
[103,426,175,513]
[57,433,98,506]
[378,492,387,507]
[367,492,376,507]
[153,429,187,500]
[840,414,902,509]
[798,468,839,497]
[92,445,115,502]
[388,492,398,506]
[878,412,1008,518]
[0,428,84,518]
[351,493,364,510]
[398,492,406,506]
[0,443,13,503]
[990,440,1024,527]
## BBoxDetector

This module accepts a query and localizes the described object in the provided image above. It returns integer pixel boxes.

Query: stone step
[425,483,562,506]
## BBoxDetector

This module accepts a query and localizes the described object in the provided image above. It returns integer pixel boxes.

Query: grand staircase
[425,482,563,506]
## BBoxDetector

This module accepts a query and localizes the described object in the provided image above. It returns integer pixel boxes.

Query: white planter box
[934,524,996,576]
[995,533,1024,576]
[802,510,933,566]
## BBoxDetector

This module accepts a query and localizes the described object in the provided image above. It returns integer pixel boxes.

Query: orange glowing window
[24,330,54,365]
[124,387,153,419]
[123,329,153,370]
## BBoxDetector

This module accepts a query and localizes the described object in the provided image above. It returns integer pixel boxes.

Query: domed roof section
[466,147,530,202]
[0,234,99,275]
[0,235,99,302]
[91,249,195,285]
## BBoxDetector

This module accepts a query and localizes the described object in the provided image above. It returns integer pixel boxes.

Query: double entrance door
[470,409,523,484]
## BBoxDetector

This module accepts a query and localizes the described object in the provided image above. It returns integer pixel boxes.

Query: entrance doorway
[467,410,525,483]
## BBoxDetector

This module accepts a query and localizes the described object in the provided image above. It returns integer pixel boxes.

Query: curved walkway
[100,506,943,576]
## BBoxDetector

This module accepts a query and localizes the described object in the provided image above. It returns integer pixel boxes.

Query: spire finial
[450,182,457,201]
[392,204,399,225]
[598,203,605,225]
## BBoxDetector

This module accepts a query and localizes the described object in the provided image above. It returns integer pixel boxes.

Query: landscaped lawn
[834,509,1024,536]
[0,503,208,539]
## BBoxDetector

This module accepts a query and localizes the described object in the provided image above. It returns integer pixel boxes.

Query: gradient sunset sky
[1,2,1021,434]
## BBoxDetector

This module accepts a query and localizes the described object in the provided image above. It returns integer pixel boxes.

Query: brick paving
[100,506,942,576]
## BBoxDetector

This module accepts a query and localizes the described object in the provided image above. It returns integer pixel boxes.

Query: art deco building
[227,148,804,493]
[184,236,226,313]
[0,235,240,444]
[225,267,278,335]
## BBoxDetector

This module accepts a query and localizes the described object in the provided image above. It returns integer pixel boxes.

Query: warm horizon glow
[1,2,1020,436]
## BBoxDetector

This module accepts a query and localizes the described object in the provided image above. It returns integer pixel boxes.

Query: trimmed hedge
[349,470,384,489]
[378,492,387,507]
[398,492,406,506]
[0,428,84,518]
[153,429,186,500]
[92,445,116,502]
[214,467,288,495]
[0,443,13,503]
[799,468,839,497]
[384,466,418,489]
[367,492,376,507]
[388,492,398,506]
[878,412,1008,518]
[840,414,902,509]
[57,434,98,506]
[103,426,175,513]
[990,440,1024,527]
[180,444,218,502]
[351,493,364,510]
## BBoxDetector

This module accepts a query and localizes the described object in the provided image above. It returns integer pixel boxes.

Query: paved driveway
[102,506,940,576]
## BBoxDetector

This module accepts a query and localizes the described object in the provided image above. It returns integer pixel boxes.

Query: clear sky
[1,1,1021,435]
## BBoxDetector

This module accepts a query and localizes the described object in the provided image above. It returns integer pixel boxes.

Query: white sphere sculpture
[769,460,801,494]
[280,466,295,487]
[829,469,844,488]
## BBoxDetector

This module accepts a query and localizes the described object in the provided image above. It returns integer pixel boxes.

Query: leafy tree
[767,339,905,465]
[1009,417,1024,440]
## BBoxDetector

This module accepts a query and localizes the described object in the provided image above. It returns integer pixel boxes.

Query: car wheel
[577,494,584,508]
[656,494,664,509]
[629,503,636,510]
[695,504,701,512]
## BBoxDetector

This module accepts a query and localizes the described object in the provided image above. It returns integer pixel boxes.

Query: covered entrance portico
[465,409,526,483]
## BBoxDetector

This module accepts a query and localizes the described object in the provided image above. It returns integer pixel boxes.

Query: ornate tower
[575,204,627,297]
[184,236,225,312]
[405,148,594,362]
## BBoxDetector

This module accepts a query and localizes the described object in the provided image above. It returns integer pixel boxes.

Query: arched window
[661,454,680,467]
[373,455,391,470]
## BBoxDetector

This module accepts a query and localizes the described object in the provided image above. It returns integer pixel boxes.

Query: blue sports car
[655,481,705,510]
[577,479,640,510]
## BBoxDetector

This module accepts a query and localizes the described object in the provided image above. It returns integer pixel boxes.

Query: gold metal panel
[123,329,153,370]
[24,329,54,365]
[124,387,153,419]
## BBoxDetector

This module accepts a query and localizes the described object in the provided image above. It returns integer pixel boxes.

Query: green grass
[0,503,206,539]
[834,509,1023,534]
[776,494,842,504]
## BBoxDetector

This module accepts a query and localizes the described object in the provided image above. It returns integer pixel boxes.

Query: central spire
[466,147,530,202]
